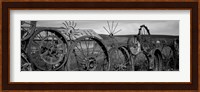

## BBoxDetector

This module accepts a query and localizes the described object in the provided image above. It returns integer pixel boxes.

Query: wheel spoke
[87,40,91,56]
[95,49,104,57]
[37,33,43,40]
[117,51,121,62]
[78,42,86,57]
[50,57,53,64]
[75,45,86,58]
[85,40,89,56]
[27,30,68,71]
[95,51,105,62]
[67,36,108,71]
[91,41,97,55]
[46,31,49,37]
[75,54,84,60]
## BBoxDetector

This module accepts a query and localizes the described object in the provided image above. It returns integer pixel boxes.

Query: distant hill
[99,34,179,40]
[98,34,179,47]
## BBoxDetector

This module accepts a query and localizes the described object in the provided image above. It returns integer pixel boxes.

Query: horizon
[98,33,179,36]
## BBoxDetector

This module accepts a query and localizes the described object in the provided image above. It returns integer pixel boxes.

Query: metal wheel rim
[27,30,68,71]
[66,36,109,71]
[109,46,130,71]
[154,53,162,71]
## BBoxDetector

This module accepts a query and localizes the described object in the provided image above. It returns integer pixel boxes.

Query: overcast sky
[35,20,179,35]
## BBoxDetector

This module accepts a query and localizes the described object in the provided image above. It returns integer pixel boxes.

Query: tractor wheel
[66,36,109,71]
[27,29,68,71]
[161,46,175,71]
[109,46,131,71]
[133,52,149,71]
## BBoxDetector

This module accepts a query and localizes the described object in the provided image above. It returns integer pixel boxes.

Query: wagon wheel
[27,30,68,71]
[161,46,175,71]
[127,36,142,71]
[133,52,149,71]
[66,36,109,71]
[109,46,131,71]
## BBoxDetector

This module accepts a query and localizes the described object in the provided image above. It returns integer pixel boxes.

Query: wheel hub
[80,57,97,71]
[39,36,65,65]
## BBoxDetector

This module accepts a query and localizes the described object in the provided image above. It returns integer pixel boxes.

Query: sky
[35,20,179,36]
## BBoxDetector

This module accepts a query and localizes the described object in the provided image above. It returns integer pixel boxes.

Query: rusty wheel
[66,36,109,71]
[109,46,131,71]
[161,46,175,71]
[133,52,149,71]
[27,30,68,71]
